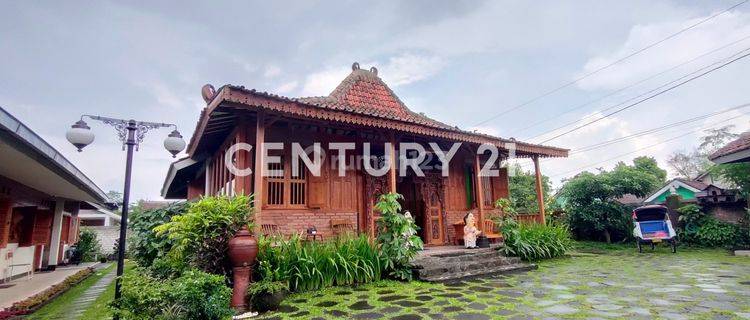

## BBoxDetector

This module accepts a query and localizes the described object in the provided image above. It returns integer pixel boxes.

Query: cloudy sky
[2,1,750,200]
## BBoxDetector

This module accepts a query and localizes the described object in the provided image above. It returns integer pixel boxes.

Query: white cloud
[301,53,445,96]
[575,10,750,91]
[274,80,298,94]
[136,80,183,109]
[264,65,282,78]
[301,66,351,96]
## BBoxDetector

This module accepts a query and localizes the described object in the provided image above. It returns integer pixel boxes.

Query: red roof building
[710,131,750,164]
[162,63,568,245]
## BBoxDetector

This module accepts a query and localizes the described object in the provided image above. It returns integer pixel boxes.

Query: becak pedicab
[632,205,677,253]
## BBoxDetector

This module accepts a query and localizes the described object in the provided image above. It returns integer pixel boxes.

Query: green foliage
[676,204,740,248]
[632,156,667,184]
[375,193,423,281]
[256,234,381,292]
[711,163,750,198]
[155,195,254,276]
[75,229,102,262]
[500,222,573,261]
[128,201,189,267]
[112,268,232,320]
[508,164,550,214]
[561,157,664,243]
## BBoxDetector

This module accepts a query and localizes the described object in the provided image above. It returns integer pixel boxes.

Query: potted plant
[247,278,289,312]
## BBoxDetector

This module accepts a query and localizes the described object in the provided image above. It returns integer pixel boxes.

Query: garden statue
[463,212,481,248]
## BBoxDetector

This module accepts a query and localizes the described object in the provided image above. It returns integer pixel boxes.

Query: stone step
[416,255,519,276]
[413,249,511,266]
[419,263,537,283]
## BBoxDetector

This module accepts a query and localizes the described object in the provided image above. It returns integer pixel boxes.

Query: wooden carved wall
[364,174,389,235]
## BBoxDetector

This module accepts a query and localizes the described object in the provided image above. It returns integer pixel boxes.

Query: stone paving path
[63,263,115,320]
[257,247,750,319]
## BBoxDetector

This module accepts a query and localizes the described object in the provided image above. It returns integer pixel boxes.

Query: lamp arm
[82,115,177,150]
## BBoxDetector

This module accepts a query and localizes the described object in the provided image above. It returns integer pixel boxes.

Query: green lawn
[28,263,115,320]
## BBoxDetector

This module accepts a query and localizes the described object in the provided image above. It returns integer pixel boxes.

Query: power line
[529,46,750,142]
[471,0,748,127]
[518,104,750,168]
[538,49,750,144]
[514,34,750,138]
[547,114,747,178]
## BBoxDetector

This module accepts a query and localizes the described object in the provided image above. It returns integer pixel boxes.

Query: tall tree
[508,164,550,214]
[561,157,663,243]
[667,126,738,179]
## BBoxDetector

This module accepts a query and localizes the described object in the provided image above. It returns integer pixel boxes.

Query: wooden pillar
[473,152,485,229]
[235,119,248,196]
[533,155,546,225]
[0,198,12,248]
[388,133,397,194]
[48,199,65,269]
[253,111,266,229]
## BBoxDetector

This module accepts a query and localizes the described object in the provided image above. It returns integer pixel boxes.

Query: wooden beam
[253,111,266,229]
[474,152,485,230]
[533,155,546,225]
[388,132,397,194]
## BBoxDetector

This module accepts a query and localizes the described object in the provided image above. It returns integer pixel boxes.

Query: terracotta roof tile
[709,131,750,161]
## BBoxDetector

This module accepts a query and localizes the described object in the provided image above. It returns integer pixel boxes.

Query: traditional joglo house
[162,63,568,245]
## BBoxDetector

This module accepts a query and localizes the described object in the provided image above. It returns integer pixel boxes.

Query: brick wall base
[260,211,358,237]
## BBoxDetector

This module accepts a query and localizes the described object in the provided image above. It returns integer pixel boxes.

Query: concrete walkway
[0,263,97,310]
[66,263,115,319]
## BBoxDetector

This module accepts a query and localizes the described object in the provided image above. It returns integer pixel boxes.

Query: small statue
[463,212,481,249]
[403,211,417,248]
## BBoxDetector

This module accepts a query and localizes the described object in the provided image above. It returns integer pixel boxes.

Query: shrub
[257,234,381,292]
[677,204,742,248]
[112,268,232,320]
[128,201,189,267]
[375,193,423,281]
[155,195,254,276]
[76,228,102,262]
[500,222,573,261]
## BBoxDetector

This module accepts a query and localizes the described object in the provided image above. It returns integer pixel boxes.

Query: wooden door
[424,187,444,245]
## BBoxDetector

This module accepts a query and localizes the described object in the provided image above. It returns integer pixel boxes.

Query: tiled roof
[709,131,750,161]
[675,178,708,191]
[297,67,457,130]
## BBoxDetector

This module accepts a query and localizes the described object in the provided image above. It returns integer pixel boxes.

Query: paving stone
[315,300,338,307]
[544,304,578,315]
[442,306,464,312]
[350,300,375,310]
[353,312,385,319]
[328,310,349,317]
[379,294,408,302]
[393,300,424,307]
[278,305,299,313]
[390,314,422,320]
[290,310,310,317]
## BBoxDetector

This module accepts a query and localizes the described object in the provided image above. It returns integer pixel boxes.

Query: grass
[27,263,115,320]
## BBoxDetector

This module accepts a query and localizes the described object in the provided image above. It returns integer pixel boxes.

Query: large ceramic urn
[228,226,258,311]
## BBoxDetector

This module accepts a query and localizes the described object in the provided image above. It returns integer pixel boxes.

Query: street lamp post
[66,115,185,319]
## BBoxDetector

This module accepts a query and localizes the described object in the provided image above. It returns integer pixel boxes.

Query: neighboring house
[162,63,568,245]
[79,202,121,227]
[709,131,750,164]
[0,106,110,280]
[644,179,708,204]
[644,177,746,224]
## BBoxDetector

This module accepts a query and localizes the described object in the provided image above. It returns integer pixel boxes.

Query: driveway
[258,246,750,319]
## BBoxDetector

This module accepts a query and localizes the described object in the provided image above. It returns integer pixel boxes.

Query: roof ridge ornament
[352,62,360,71]
[201,84,216,103]
[370,67,378,76]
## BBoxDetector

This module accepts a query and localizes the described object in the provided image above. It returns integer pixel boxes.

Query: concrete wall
[82,226,122,255]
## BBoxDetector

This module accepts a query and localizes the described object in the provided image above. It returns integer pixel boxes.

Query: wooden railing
[515,212,544,224]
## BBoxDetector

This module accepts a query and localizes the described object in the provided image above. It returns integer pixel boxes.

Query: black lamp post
[66,115,185,318]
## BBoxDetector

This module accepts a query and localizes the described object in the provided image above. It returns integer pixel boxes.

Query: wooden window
[264,152,308,208]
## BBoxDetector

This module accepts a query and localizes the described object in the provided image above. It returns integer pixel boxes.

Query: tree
[508,164,550,214]
[632,156,667,185]
[561,158,664,243]
[667,126,738,179]
[711,163,750,200]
